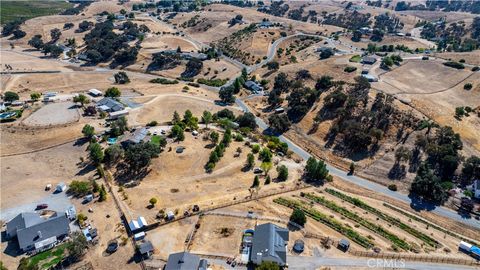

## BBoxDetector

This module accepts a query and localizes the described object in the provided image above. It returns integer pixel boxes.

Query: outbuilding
[56,182,67,193]
[138,241,154,258]
[129,220,140,232]
[88,89,103,97]
[134,231,146,241]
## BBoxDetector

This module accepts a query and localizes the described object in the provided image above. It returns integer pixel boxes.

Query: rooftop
[165,251,203,270]
[250,223,289,266]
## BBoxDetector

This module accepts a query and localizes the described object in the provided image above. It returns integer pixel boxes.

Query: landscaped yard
[150,135,164,146]
[27,243,67,270]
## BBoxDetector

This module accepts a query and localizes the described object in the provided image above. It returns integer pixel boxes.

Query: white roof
[134,231,145,238]
[129,220,140,231]
[89,89,102,95]
[167,211,174,217]
[138,216,148,227]
[109,109,129,117]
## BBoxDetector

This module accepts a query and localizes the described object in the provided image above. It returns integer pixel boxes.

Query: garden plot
[23,102,79,126]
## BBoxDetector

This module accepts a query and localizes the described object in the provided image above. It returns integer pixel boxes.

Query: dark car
[36,204,48,210]
[106,241,119,253]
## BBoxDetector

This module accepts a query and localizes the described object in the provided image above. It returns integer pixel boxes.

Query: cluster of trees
[373,13,403,33]
[396,1,480,14]
[421,19,479,52]
[60,1,91,15]
[2,19,26,39]
[408,124,479,204]
[148,52,181,71]
[181,58,203,78]
[83,21,145,66]
[218,67,249,104]
[258,0,290,17]
[214,24,258,64]
[381,54,403,69]
[205,128,232,172]
[317,77,408,156]
[323,11,371,31]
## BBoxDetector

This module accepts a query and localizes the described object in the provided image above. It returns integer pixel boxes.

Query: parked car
[36,204,48,210]
[106,241,119,253]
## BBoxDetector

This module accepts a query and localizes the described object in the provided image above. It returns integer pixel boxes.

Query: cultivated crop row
[273,197,374,249]
[325,188,440,248]
[302,192,411,251]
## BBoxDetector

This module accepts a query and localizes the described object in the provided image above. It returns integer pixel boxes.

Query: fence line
[143,183,310,232]
[349,250,480,266]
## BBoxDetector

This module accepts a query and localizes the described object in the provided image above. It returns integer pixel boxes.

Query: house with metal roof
[165,251,208,270]
[6,212,70,252]
[96,97,125,112]
[250,223,289,266]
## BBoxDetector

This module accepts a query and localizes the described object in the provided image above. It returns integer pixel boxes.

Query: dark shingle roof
[250,223,289,266]
[165,252,201,270]
[96,97,124,112]
[16,213,70,250]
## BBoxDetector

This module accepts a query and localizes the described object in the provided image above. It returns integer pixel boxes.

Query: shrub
[443,61,464,69]
[472,66,479,71]
[388,184,398,191]
[150,78,179,84]
[344,66,357,73]
[147,121,158,126]
[464,83,473,90]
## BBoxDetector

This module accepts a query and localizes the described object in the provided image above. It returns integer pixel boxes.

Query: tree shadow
[388,163,406,180]
[76,163,96,176]
[408,193,438,211]
[74,137,89,147]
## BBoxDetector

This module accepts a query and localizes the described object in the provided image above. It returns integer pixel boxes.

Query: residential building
[6,212,70,252]
[245,80,263,93]
[123,127,149,145]
[96,97,125,112]
[165,251,208,270]
[250,223,289,266]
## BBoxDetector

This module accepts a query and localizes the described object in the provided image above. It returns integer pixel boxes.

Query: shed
[84,194,94,202]
[338,239,350,251]
[88,89,103,97]
[274,107,285,114]
[361,74,378,82]
[134,231,146,241]
[138,216,148,228]
[56,182,67,192]
[129,220,140,231]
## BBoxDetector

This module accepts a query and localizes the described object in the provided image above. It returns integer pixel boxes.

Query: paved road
[235,98,480,229]
[287,256,480,270]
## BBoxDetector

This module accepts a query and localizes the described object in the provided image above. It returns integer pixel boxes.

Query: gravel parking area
[23,102,80,126]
